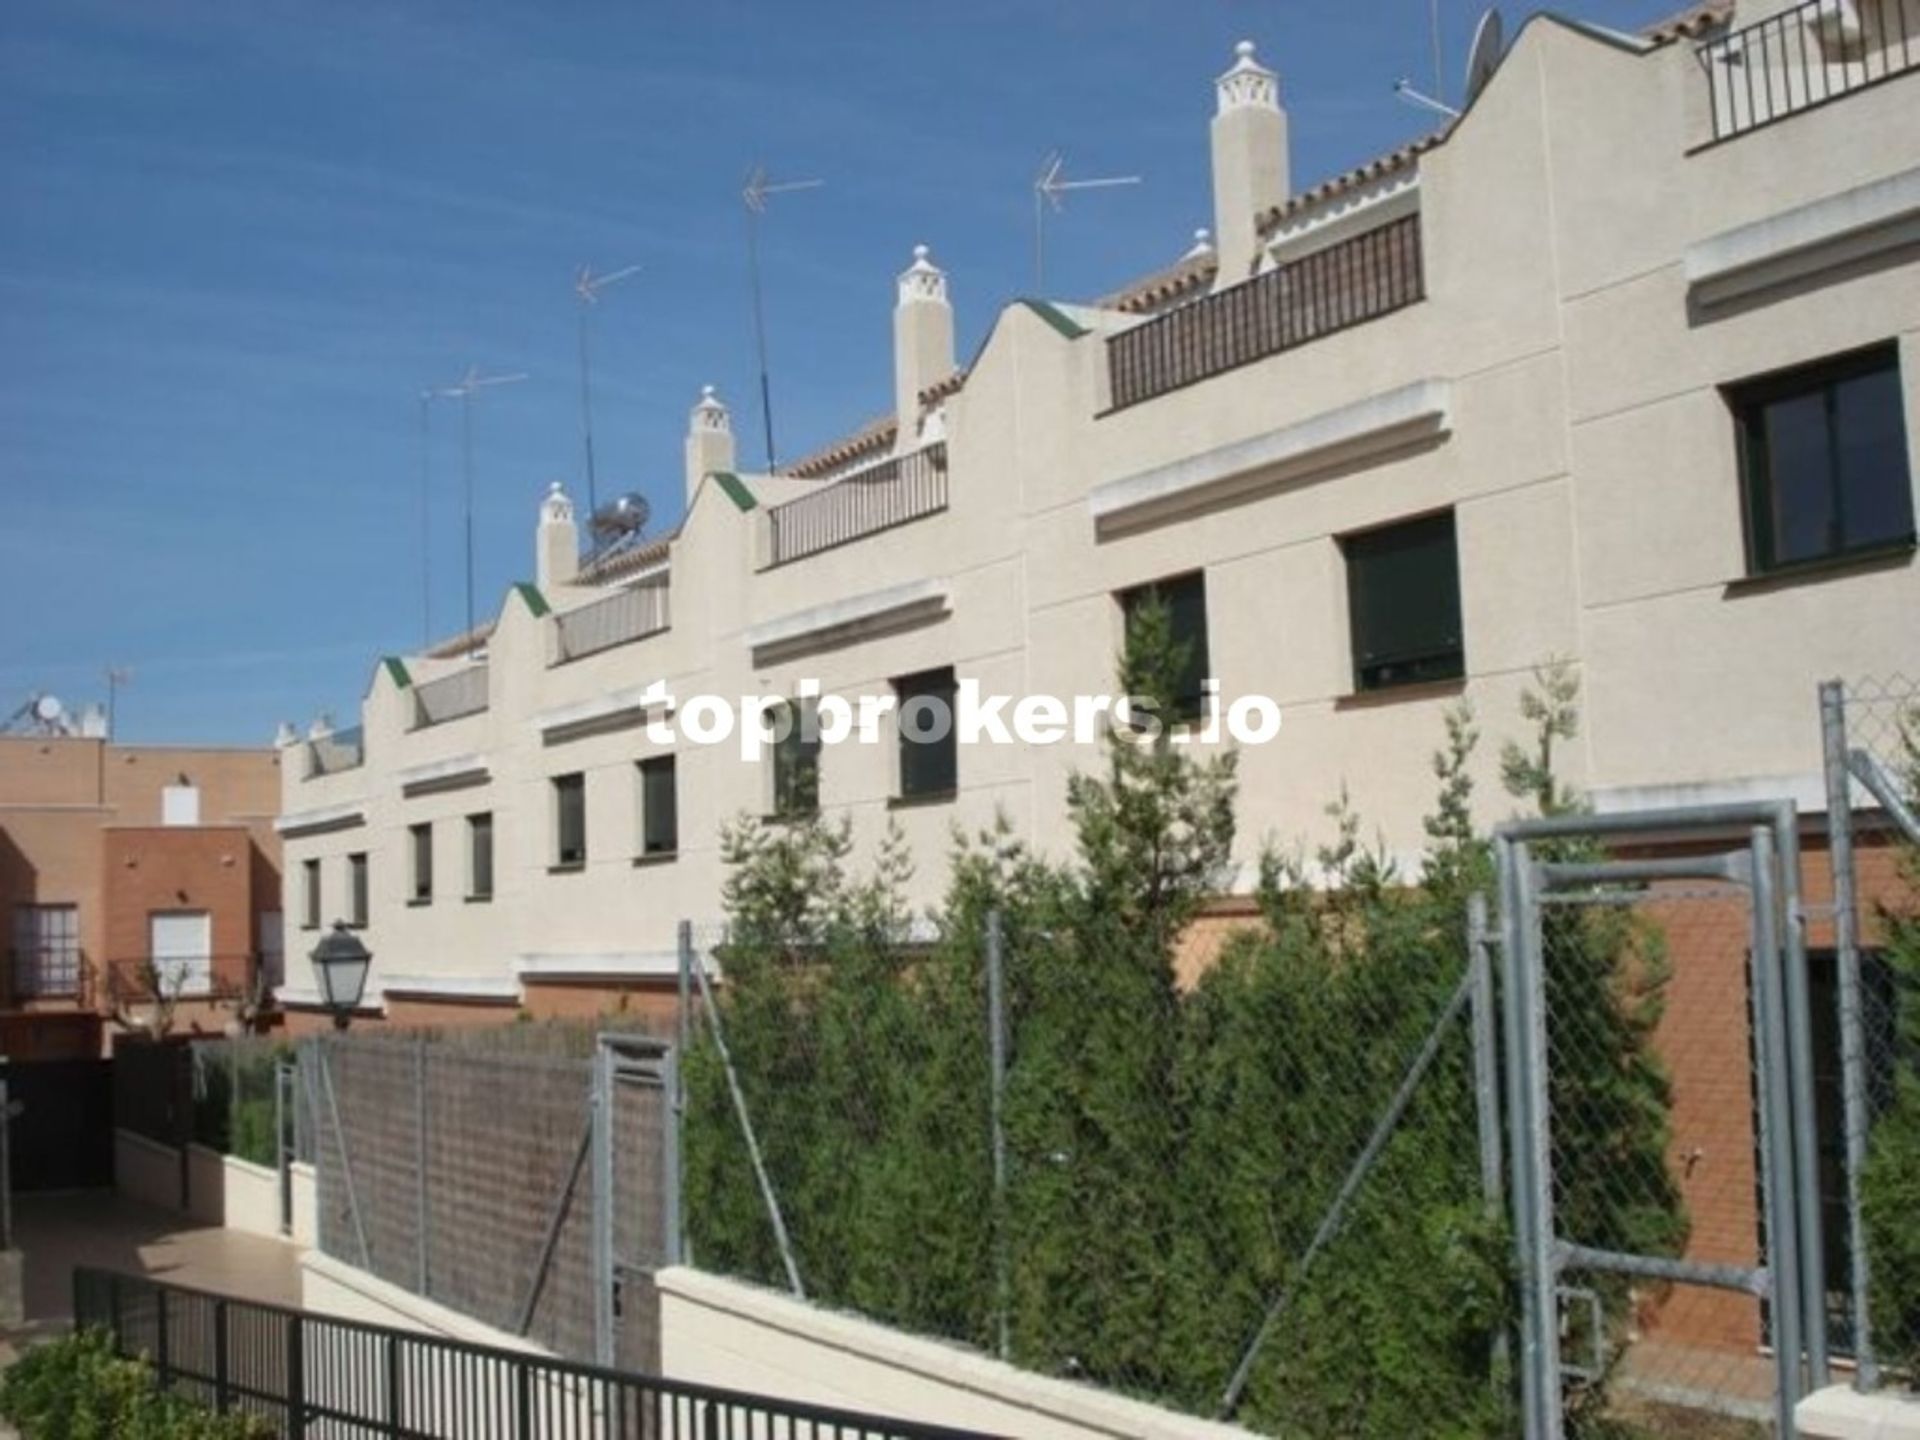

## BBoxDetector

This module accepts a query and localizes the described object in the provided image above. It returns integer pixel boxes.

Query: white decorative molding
[1685,165,1920,307]
[274,801,367,837]
[514,951,684,981]
[1090,379,1452,531]
[374,973,521,1002]
[897,244,948,306]
[1215,40,1279,114]
[534,683,673,738]
[745,577,951,657]
[396,753,488,792]
[1590,772,1828,818]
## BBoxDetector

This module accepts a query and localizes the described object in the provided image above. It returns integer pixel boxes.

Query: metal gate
[1497,801,1827,1438]
[4,1058,114,1191]
[592,1033,680,1373]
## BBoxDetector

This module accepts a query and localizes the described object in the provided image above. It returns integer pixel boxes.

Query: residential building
[279,0,1917,1032]
[0,732,283,1057]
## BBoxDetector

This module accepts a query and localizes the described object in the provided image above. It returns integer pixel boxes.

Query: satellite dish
[589,492,651,546]
[34,695,64,725]
[1464,7,1505,107]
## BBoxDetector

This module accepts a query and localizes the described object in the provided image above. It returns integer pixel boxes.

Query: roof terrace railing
[1105,213,1424,411]
[411,665,488,728]
[763,443,949,569]
[1699,0,1917,142]
[305,725,364,778]
[550,576,671,663]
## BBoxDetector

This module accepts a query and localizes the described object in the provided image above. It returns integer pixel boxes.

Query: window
[161,783,199,826]
[1732,344,1913,574]
[150,911,211,996]
[10,904,80,998]
[347,853,369,928]
[1117,571,1210,722]
[768,702,820,818]
[301,859,321,930]
[1343,510,1464,693]
[553,773,587,867]
[468,812,494,900]
[409,823,433,904]
[637,757,678,857]
[893,667,958,800]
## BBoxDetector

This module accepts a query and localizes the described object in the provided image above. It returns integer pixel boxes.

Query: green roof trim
[382,657,412,689]
[1018,299,1090,340]
[514,582,551,618]
[712,471,758,511]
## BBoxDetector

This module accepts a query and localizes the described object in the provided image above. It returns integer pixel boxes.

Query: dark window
[1733,344,1913,573]
[894,668,958,800]
[1117,571,1210,722]
[10,903,80,998]
[769,702,820,818]
[302,859,321,929]
[1343,510,1464,692]
[554,773,587,866]
[468,813,494,900]
[408,824,433,903]
[348,853,369,928]
[638,758,678,856]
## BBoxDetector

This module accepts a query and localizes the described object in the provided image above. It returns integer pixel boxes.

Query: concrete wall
[658,1267,1258,1440]
[117,1127,295,1242]
[114,1128,182,1210]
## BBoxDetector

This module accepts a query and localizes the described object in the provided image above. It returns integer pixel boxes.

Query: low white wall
[187,1145,282,1238]
[657,1267,1258,1440]
[113,1129,182,1210]
[1797,1384,1920,1439]
[289,1160,317,1249]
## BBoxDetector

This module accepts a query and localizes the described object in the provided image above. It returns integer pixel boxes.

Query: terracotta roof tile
[1642,0,1734,44]
[578,530,675,584]
[1255,130,1447,238]
[780,412,898,479]
[1098,251,1220,314]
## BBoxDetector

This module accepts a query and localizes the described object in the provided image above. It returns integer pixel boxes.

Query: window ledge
[1333,676,1466,711]
[1723,541,1914,598]
[406,898,433,909]
[464,893,493,904]
[760,811,820,826]
[548,861,587,875]
[888,790,958,811]
[632,851,679,868]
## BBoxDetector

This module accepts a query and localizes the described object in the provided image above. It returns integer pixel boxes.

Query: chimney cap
[1185,227,1215,257]
[898,243,948,305]
[1217,38,1279,112]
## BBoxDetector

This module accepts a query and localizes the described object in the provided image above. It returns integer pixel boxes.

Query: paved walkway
[10,1189,303,1327]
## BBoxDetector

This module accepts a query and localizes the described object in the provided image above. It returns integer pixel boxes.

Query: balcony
[1105,214,1424,411]
[411,665,488,728]
[1699,0,1919,143]
[762,443,949,569]
[9,946,84,1004]
[103,954,260,1008]
[305,725,364,778]
[550,577,671,664]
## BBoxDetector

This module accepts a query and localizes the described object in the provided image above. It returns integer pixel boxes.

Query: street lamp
[309,922,371,1031]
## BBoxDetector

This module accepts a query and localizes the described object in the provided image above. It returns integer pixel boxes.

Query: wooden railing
[1699,0,1918,142]
[1106,215,1424,410]
[550,578,671,664]
[763,444,949,568]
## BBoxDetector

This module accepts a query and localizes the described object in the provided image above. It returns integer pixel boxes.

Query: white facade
[278,8,1920,1014]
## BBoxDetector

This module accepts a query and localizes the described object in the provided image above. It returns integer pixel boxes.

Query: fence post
[516,1356,532,1440]
[1751,825,1805,1437]
[1820,679,1877,1390]
[286,1312,305,1440]
[213,1295,230,1412]
[414,1036,429,1296]
[385,1330,403,1438]
[592,1042,615,1367]
[662,1047,683,1268]
[318,1040,372,1269]
[1465,892,1508,1386]
[155,1285,170,1386]
[1495,836,1550,1440]
[677,919,694,1265]
[985,908,1010,1362]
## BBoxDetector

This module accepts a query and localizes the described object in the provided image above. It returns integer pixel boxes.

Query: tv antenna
[742,163,823,472]
[1033,150,1142,293]
[415,388,447,650]
[1392,77,1460,119]
[437,365,529,658]
[573,261,642,527]
[105,667,131,739]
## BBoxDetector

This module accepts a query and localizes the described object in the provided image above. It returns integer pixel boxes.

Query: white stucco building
[277,0,1920,1026]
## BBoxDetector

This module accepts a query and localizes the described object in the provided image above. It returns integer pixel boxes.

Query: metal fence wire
[297,1026,672,1368]
[1821,674,1920,1394]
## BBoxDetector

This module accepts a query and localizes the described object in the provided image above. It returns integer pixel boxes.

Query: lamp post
[309,922,371,1031]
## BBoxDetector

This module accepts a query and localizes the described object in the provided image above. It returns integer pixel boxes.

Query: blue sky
[0,0,1683,744]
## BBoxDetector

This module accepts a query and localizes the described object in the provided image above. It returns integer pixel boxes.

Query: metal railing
[1699,0,1919,142]
[550,578,671,664]
[75,1267,995,1440]
[1105,214,1424,410]
[9,945,83,1001]
[104,953,258,1005]
[412,665,488,728]
[304,726,364,778]
[763,444,949,569]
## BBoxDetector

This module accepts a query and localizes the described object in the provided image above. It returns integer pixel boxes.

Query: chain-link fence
[296,1022,674,1368]
[190,1035,289,1168]
[1819,674,1920,1393]
[679,902,1513,1436]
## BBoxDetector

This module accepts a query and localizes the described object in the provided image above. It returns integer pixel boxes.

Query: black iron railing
[75,1267,995,1440]
[764,444,948,569]
[1106,214,1424,410]
[1700,0,1918,142]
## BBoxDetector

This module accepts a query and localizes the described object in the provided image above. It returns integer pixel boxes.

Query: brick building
[0,733,283,1057]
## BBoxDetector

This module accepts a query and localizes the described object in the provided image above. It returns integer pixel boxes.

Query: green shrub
[0,1329,271,1439]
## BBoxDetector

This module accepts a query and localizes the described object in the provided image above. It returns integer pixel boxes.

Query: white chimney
[685,385,735,503]
[537,481,579,592]
[893,244,954,451]
[1210,41,1289,284]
